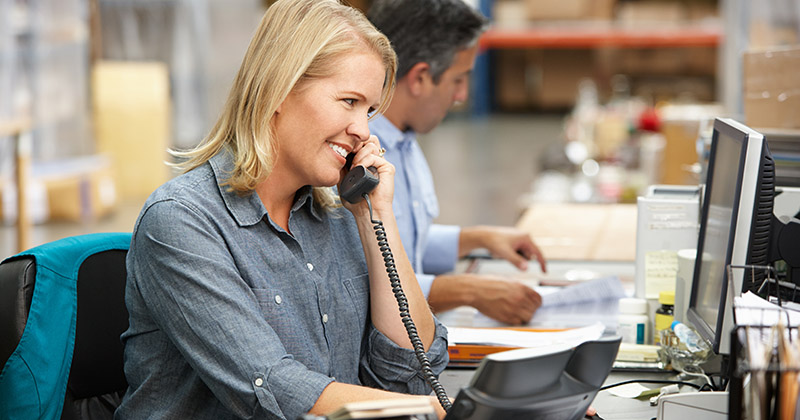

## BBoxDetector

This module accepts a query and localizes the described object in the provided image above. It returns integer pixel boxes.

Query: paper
[607,382,654,399]
[734,292,800,327]
[644,250,678,299]
[540,276,627,307]
[448,322,605,349]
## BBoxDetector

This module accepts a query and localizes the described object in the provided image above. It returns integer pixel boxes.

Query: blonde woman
[115,0,449,418]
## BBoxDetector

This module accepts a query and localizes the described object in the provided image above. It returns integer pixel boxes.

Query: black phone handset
[340,153,451,413]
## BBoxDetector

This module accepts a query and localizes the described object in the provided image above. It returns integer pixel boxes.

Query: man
[367,0,547,325]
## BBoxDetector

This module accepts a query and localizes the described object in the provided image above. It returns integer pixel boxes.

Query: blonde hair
[172,0,396,209]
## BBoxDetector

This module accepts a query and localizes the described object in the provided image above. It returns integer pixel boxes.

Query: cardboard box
[494,49,596,110]
[537,49,596,109]
[743,46,800,130]
[525,0,615,21]
[516,203,637,261]
[657,104,724,186]
[495,50,533,110]
[749,20,799,50]
[37,155,117,222]
[599,47,717,77]
[631,75,715,104]
[0,155,116,223]
[616,1,686,26]
[92,61,171,200]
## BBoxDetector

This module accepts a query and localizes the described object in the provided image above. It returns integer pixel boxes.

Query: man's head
[368,0,488,133]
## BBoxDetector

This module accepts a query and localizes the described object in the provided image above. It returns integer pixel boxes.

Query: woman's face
[272,50,385,190]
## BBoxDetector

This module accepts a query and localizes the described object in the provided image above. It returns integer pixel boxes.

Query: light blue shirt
[369,115,461,297]
[116,149,449,420]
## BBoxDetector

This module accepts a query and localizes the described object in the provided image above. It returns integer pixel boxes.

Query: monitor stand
[656,391,728,420]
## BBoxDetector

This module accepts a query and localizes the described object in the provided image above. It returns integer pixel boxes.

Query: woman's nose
[347,115,370,142]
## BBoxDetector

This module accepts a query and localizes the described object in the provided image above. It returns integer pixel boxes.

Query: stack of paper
[326,398,435,420]
[447,322,605,364]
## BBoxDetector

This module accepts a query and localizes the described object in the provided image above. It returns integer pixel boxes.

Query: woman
[114,0,449,419]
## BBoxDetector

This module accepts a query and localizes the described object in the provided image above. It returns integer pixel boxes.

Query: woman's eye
[344,98,356,106]
[367,108,376,117]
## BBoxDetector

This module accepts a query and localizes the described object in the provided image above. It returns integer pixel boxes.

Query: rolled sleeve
[416,273,435,298]
[359,319,449,395]
[421,224,461,275]
[259,359,334,420]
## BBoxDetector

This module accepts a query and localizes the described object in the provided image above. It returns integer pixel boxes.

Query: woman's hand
[339,135,394,219]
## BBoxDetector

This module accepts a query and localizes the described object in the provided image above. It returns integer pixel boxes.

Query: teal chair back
[0,233,131,419]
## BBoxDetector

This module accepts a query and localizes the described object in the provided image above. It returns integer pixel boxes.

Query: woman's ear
[405,62,432,97]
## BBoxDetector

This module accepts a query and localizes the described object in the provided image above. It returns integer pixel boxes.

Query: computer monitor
[686,118,774,356]
[444,337,620,420]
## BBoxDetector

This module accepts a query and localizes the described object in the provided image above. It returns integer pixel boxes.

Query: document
[539,275,627,307]
[448,322,605,348]
[734,291,800,327]
[437,276,627,331]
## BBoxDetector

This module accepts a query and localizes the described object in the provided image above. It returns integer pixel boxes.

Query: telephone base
[656,391,727,420]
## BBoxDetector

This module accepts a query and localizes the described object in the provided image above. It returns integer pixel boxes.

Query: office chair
[0,233,132,419]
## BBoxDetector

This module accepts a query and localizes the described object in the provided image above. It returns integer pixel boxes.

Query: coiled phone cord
[363,194,452,412]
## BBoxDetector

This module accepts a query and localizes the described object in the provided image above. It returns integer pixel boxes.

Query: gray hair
[367,0,488,82]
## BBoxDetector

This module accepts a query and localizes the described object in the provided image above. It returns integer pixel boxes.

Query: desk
[515,203,638,262]
[0,118,32,253]
[438,256,670,418]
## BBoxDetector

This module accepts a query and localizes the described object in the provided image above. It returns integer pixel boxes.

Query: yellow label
[654,313,674,344]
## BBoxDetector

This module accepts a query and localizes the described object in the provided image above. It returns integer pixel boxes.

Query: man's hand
[459,226,547,273]
[428,274,542,325]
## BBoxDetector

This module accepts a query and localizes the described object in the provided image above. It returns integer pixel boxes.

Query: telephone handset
[339,152,380,204]
[339,152,451,413]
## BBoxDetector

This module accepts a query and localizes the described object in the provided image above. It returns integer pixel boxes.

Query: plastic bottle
[670,321,711,354]
[618,298,649,345]
[654,291,675,344]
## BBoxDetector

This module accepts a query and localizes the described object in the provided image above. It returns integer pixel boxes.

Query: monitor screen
[686,118,773,355]
[691,124,743,339]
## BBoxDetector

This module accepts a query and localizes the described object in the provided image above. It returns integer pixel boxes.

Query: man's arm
[459,226,547,273]
[427,273,542,325]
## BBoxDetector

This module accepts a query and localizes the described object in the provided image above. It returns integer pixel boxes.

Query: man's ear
[405,62,432,97]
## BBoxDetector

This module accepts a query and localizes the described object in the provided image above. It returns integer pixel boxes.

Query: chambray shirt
[369,115,461,297]
[116,150,449,420]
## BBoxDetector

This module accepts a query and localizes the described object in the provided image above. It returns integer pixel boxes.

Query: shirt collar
[209,150,322,227]
[370,114,415,150]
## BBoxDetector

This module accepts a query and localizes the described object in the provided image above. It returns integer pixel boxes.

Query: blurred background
[1,0,799,259]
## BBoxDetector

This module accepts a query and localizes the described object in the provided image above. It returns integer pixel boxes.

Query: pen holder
[658,328,711,372]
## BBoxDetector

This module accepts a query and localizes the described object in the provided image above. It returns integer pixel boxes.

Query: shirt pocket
[251,286,295,338]
[342,273,370,329]
[422,191,439,220]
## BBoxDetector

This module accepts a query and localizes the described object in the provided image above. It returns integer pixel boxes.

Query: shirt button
[255,378,263,387]
[275,295,282,304]
[413,201,419,208]
[322,314,329,323]
[307,263,314,271]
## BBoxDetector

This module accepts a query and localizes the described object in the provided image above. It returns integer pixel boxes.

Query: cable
[677,369,715,390]
[364,194,452,412]
[599,379,703,392]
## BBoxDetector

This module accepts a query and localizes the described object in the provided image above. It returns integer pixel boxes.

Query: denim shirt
[115,150,449,420]
[369,115,461,297]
